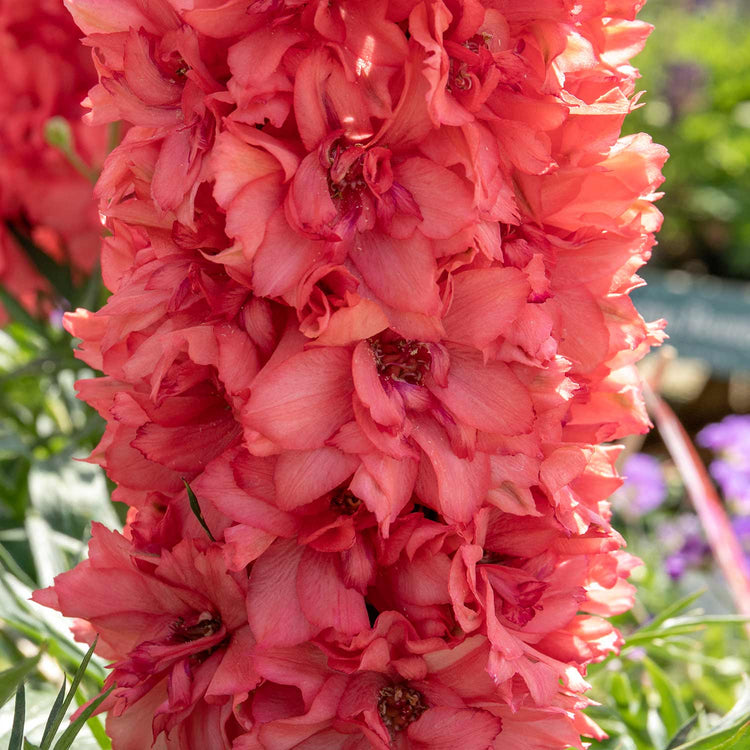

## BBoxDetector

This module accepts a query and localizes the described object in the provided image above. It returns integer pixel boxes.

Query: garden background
[1,0,750,748]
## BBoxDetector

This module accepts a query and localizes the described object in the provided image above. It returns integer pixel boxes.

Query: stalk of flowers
[0,0,109,321]
[34,0,666,748]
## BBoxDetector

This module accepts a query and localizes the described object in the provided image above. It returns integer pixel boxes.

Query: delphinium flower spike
[35,1,667,747]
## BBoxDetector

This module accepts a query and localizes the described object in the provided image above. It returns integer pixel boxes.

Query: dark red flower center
[478,550,506,565]
[371,334,431,386]
[170,612,222,643]
[330,487,362,516]
[445,34,494,93]
[500,580,547,626]
[325,139,367,214]
[377,684,428,733]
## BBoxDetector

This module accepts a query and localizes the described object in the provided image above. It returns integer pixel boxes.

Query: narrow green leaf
[0,653,41,709]
[642,656,687,737]
[625,625,707,646]
[24,740,40,750]
[81,711,110,750]
[51,684,114,750]
[0,567,105,684]
[624,616,750,647]
[670,678,750,750]
[663,615,750,628]
[73,685,111,749]
[10,682,26,750]
[39,682,67,748]
[183,478,215,541]
[39,638,99,750]
[636,589,706,634]
[666,715,700,750]
[671,721,750,750]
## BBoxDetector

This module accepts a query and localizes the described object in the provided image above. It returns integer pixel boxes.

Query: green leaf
[73,703,110,750]
[636,590,706,634]
[643,656,688,738]
[183,479,215,541]
[39,639,99,750]
[39,683,66,748]
[0,568,105,684]
[0,654,41,709]
[625,615,750,647]
[51,684,114,750]
[666,716,700,750]
[670,678,750,750]
[671,721,750,750]
[10,682,26,750]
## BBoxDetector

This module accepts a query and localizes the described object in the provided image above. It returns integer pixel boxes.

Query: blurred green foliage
[585,449,750,750]
[627,0,750,279]
[0,244,115,746]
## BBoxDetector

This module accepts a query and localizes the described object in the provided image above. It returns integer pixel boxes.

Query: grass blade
[39,682,66,747]
[0,654,41,709]
[10,682,26,750]
[642,656,688,737]
[670,678,750,749]
[671,721,750,750]
[52,684,114,750]
[183,479,215,541]
[39,638,99,750]
[666,715,700,750]
[636,589,706,633]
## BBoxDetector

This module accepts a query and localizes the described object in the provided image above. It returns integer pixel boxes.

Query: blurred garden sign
[633,270,750,374]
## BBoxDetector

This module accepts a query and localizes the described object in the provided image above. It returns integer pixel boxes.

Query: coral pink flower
[36,1,667,748]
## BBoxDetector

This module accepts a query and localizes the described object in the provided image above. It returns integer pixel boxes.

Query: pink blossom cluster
[0,0,108,319]
[35,0,667,748]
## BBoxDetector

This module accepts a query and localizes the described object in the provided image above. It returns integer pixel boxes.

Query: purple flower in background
[697,415,750,512]
[658,514,709,580]
[664,535,710,579]
[614,453,668,519]
[48,307,65,329]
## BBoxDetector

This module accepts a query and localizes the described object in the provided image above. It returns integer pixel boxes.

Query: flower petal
[350,231,440,315]
[243,347,354,450]
[429,346,535,435]
[408,707,502,750]
[297,547,369,636]
[443,267,529,349]
[394,158,475,239]
[246,539,317,646]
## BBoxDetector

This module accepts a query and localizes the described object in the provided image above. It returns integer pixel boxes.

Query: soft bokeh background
[1,0,750,747]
